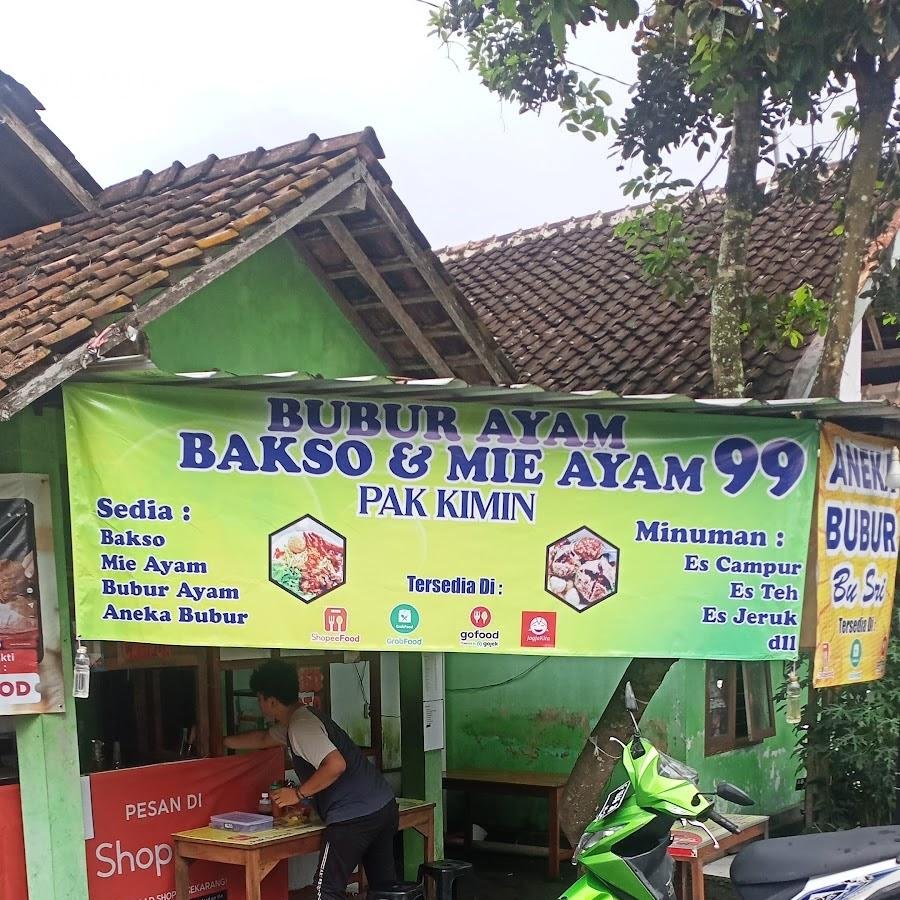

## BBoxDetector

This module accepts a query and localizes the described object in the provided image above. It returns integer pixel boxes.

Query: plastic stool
[418,859,475,900]
[368,881,426,900]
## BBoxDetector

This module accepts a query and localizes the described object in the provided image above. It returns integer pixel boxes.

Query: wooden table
[669,814,769,900]
[442,769,572,879]
[173,798,435,900]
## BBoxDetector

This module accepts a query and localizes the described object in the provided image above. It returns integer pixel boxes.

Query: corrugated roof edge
[69,361,899,422]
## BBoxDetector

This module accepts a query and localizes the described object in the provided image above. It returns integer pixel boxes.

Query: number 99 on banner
[714,437,807,498]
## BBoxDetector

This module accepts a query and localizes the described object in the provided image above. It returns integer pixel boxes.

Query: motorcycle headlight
[576,828,618,858]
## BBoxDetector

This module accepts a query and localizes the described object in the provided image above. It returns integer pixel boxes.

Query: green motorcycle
[562,683,753,900]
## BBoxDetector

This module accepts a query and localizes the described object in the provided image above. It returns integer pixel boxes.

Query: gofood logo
[460,606,500,648]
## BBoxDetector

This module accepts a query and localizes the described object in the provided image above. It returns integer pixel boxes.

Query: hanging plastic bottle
[73,641,91,699]
[785,669,802,725]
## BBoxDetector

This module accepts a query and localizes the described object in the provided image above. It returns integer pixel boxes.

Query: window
[705,661,776,755]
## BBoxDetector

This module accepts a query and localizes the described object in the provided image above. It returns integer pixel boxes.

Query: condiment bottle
[785,669,802,724]
[258,792,272,815]
[73,645,91,699]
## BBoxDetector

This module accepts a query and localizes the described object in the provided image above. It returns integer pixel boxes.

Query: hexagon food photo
[269,515,346,603]
[545,527,619,611]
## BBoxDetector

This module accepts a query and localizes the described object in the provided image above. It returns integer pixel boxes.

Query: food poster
[813,424,900,687]
[0,474,64,714]
[83,750,286,900]
[64,384,818,659]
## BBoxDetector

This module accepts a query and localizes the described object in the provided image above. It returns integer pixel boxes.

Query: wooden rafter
[360,170,513,384]
[326,256,416,280]
[351,294,436,313]
[322,215,453,377]
[865,309,885,352]
[861,348,900,369]
[0,102,98,212]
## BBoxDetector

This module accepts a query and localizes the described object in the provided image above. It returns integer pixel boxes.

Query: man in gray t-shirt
[224,660,397,898]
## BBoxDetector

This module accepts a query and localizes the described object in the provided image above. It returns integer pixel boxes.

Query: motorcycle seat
[732,826,900,889]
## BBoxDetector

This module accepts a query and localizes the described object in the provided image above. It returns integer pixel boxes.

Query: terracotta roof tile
[0,129,381,402]
[441,183,874,398]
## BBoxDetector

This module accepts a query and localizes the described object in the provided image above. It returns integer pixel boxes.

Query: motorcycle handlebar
[708,810,741,835]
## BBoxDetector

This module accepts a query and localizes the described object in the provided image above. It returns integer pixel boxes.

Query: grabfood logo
[387,604,423,647]
[460,606,500,648]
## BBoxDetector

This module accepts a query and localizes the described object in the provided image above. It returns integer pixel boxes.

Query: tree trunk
[560,658,676,847]
[709,83,762,399]
[816,58,896,397]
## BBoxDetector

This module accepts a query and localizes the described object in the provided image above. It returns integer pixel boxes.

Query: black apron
[287,708,395,825]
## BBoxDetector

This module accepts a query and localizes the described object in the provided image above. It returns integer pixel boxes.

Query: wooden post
[400,653,444,879]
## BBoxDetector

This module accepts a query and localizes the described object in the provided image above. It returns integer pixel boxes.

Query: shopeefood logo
[460,607,500,648]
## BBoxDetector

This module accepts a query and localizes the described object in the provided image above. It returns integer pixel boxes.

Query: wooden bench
[442,768,572,879]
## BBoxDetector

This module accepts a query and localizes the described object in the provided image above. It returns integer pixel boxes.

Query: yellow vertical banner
[814,424,899,687]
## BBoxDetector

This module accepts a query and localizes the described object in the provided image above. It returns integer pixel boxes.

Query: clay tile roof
[0,125,513,415]
[441,182,871,399]
[0,132,381,402]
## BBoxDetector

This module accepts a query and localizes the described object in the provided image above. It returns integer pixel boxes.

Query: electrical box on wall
[422,653,445,751]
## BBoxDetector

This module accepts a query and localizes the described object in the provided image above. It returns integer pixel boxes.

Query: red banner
[85,751,287,900]
[0,784,28,900]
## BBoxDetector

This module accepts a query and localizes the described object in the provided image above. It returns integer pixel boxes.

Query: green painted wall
[145,237,388,377]
[445,654,799,836]
[0,406,89,900]
[680,660,803,815]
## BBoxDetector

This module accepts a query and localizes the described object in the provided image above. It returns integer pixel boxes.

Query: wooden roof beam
[298,218,392,242]
[865,309,885,352]
[351,293,436,312]
[359,170,513,384]
[381,324,464,342]
[325,256,416,280]
[0,102,98,212]
[861,347,900,369]
[322,215,453,377]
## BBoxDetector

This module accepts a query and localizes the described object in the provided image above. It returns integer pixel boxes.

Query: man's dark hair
[249,660,299,706]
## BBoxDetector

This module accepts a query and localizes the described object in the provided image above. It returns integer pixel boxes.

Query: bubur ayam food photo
[270,519,345,601]
[546,528,619,610]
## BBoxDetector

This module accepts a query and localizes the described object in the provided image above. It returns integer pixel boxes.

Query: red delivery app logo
[521,612,557,648]
[324,607,347,633]
[470,607,492,628]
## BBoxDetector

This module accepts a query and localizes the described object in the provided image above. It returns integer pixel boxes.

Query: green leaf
[761,2,779,31]
[549,11,566,52]
[711,16,726,44]
[583,129,597,141]
[499,0,517,18]
[597,89,613,106]
[565,122,580,132]
[832,224,845,236]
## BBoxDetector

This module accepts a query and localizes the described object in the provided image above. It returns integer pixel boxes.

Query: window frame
[704,660,776,756]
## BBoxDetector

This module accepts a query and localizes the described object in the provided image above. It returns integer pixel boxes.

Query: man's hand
[223,730,280,752]
[272,786,302,810]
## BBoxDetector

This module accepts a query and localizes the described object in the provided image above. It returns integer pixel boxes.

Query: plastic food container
[210,811,274,833]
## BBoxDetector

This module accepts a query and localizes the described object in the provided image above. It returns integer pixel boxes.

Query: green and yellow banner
[64,384,818,658]
[813,423,899,687]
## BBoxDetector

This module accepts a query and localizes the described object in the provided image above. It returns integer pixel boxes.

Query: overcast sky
[2,1,826,249]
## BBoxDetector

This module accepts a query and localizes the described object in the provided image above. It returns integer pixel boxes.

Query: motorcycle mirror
[624,682,639,714]
[716,782,755,807]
